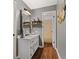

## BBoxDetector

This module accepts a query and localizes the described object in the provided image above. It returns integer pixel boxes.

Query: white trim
[55,48,61,59]
[38,13,44,48]
[41,19,44,47]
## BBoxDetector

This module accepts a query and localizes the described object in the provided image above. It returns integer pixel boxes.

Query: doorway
[43,20,52,47]
[42,11,56,48]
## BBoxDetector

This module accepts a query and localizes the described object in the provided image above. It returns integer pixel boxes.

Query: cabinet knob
[16,56,20,59]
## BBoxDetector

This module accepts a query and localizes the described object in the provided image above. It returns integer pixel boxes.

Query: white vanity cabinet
[18,35,39,59]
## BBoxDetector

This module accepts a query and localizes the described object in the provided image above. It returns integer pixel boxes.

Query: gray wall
[57,0,66,58]
[57,18,66,59]
[31,5,56,20]
[14,0,31,59]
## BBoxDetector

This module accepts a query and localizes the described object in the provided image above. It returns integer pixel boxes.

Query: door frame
[42,11,57,48]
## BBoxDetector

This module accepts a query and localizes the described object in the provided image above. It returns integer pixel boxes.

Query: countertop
[19,34,39,40]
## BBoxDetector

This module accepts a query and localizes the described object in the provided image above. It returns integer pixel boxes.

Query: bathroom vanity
[18,34,39,59]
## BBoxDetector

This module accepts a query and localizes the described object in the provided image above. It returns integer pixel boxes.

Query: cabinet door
[18,39,30,59]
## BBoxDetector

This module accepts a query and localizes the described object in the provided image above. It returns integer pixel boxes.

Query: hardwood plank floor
[32,43,59,59]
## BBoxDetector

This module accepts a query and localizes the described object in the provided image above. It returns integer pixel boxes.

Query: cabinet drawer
[30,49,33,58]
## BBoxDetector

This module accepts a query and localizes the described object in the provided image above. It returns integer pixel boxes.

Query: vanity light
[25,11,31,15]
[24,8,31,15]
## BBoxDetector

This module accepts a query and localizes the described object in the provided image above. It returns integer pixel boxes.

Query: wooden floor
[32,43,59,59]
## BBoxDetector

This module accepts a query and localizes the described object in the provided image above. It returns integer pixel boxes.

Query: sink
[21,34,39,40]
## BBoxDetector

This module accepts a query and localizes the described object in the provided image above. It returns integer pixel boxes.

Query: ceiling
[23,0,57,9]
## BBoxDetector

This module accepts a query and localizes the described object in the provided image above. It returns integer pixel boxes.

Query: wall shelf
[23,22,31,28]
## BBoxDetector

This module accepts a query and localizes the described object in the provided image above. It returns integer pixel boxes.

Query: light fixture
[57,8,64,23]
[57,5,66,24]
[24,8,31,15]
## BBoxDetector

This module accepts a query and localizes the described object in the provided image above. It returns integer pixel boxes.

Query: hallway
[32,43,59,59]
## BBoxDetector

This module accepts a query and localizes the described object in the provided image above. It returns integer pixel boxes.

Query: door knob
[13,34,15,36]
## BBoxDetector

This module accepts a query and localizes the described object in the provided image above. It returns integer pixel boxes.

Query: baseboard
[55,48,61,59]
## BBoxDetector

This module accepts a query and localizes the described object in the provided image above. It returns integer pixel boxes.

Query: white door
[52,16,56,48]
[13,1,17,59]
[43,20,52,43]
[42,11,56,48]
[14,1,20,59]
